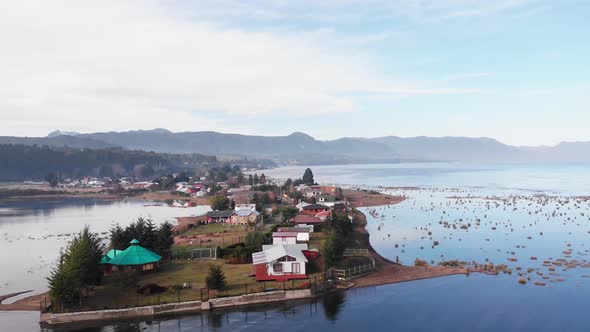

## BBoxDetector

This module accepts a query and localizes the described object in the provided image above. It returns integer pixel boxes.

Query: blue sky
[1,0,589,146]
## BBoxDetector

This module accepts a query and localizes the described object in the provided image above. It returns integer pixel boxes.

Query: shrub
[415,258,428,267]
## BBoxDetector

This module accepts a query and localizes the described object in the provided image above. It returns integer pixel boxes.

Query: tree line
[109,217,174,257]
[0,144,217,181]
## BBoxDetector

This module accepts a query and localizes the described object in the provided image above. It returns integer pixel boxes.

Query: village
[29,168,397,325]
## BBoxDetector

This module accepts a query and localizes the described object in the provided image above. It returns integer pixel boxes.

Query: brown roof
[291,215,324,224]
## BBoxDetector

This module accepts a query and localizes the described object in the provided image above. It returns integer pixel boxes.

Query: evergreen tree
[302,168,314,185]
[206,265,227,290]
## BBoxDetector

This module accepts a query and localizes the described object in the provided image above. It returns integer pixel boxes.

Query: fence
[49,276,327,314]
[343,248,370,257]
[171,247,217,260]
[331,248,376,280]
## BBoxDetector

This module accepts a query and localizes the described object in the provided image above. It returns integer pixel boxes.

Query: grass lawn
[77,259,320,311]
[175,223,251,248]
[182,223,249,236]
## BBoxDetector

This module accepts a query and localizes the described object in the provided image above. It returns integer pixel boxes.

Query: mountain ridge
[1,129,589,164]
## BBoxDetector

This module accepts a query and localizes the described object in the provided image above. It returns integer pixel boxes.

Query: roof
[206,210,235,218]
[302,204,329,210]
[278,227,311,233]
[333,203,346,210]
[318,195,336,202]
[262,243,308,251]
[315,211,332,218]
[234,209,260,217]
[291,215,324,224]
[104,240,162,266]
[272,232,298,238]
[253,244,308,265]
[100,249,123,264]
[296,202,310,209]
[235,204,256,211]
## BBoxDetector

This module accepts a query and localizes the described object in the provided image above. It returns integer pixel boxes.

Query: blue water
[261,162,590,195]
[7,163,590,331]
[48,274,588,332]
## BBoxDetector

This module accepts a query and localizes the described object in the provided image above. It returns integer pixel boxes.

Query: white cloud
[0,0,479,136]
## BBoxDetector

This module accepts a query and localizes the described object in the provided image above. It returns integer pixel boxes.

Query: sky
[1,0,589,146]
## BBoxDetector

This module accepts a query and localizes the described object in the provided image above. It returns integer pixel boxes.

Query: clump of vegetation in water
[439,260,467,267]
[415,258,428,267]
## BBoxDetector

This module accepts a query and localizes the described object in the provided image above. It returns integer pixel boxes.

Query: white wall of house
[296,233,309,242]
[272,236,297,245]
[267,257,306,276]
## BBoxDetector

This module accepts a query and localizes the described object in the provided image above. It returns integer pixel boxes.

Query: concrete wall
[41,300,202,326]
[41,289,313,327]
[210,289,312,309]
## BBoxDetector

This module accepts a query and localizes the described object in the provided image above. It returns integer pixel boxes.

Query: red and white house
[252,244,308,281]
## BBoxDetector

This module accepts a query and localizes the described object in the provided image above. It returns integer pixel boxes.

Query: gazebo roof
[103,239,162,266]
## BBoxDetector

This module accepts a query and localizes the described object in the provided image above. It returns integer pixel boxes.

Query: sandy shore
[0,291,47,311]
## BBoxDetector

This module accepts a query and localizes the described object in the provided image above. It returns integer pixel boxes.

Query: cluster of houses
[99,180,349,284]
[250,185,348,282]
[205,203,262,225]
[175,181,209,197]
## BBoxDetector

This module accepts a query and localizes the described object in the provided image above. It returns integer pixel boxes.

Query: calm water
[4,163,590,331]
[0,199,209,301]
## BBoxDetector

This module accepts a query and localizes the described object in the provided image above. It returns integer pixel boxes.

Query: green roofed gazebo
[100,239,162,273]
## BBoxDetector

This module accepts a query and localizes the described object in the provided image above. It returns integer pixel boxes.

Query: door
[292,262,300,274]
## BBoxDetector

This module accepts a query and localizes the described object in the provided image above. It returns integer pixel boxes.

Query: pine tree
[206,265,227,290]
[302,168,314,185]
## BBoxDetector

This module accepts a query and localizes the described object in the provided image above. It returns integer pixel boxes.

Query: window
[142,263,154,271]
[273,263,283,272]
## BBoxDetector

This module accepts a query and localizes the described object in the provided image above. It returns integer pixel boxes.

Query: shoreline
[0,291,46,311]
[0,186,473,315]
[342,189,479,289]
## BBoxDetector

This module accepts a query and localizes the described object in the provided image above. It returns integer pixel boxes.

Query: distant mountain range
[2,129,590,164]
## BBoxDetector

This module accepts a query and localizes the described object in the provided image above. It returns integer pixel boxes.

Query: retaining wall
[40,289,313,327]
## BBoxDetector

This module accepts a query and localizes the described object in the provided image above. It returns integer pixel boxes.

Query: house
[303,185,322,198]
[100,239,162,274]
[272,232,298,245]
[230,209,260,225]
[291,214,324,224]
[277,227,311,242]
[315,210,332,221]
[192,190,207,198]
[295,201,310,211]
[235,204,257,212]
[206,210,234,223]
[317,194,336,206]
[301,204,330,215]
[252,244,308,281]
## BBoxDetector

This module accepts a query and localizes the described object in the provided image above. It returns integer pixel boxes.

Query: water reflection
[322,290,346,322]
